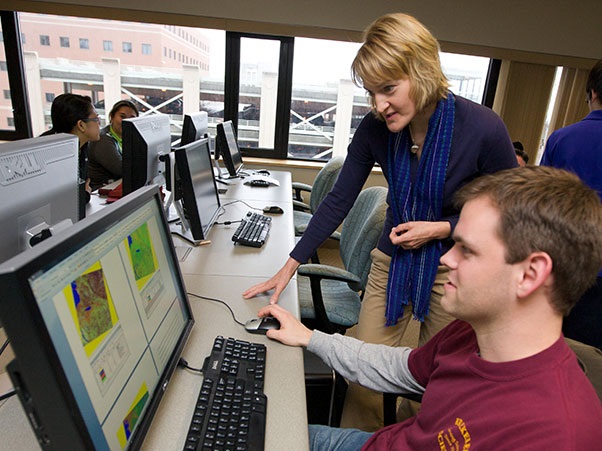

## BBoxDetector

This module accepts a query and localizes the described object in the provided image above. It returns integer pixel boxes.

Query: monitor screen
[122,114,171,196]
[170,137,221,244]
[180,111,208,146]
[0,133,82,264]
[215,120,243,177]
[0,185,194,451]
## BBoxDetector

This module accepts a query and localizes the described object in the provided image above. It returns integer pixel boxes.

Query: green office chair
[297,186,388,334]
[293,156,345,237]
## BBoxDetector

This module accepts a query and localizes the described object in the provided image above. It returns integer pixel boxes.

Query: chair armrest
[297,264,362,292]
[292,181,312,203]
[293,199,312,212]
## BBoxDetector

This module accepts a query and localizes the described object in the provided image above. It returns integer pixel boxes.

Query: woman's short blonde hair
[351,13,450,112]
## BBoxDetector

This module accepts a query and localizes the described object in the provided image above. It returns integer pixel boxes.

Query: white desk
[0,170,309,451]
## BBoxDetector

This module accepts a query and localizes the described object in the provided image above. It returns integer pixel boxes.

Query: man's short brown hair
[454,166,602,316]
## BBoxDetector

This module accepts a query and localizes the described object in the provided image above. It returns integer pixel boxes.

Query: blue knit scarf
[385,92,455,325]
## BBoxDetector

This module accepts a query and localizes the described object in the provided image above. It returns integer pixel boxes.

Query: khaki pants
[340,248,453,431]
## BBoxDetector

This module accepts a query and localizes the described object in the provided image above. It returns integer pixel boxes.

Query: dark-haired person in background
[88,100,139,191]
[41,93,101,203]
[541,58,602,349]
[513,141,529,166]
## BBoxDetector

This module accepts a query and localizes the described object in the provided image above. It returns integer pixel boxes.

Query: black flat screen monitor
[122,114,171,196]
[170,137,221,244]
[180,111,208,146]
[0,133,81,264]
[215,120,243,177]
[0,185,194,450]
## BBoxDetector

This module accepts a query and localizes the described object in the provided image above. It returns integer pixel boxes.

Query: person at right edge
[244,12,518,431]
[540,58,602,350]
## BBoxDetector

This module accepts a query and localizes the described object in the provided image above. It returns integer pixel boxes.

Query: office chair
[297,186,388,334]
[293,156,344,237]
[382,337,602,426]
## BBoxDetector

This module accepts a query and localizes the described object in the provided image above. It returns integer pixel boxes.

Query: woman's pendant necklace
[408,123,420,154]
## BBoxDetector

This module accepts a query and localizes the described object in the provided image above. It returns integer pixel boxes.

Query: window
[7,117,14,127]
[0,61,6,71]
[3,89,10,99]
[289,37,368,159]
[2,11,497,160]
[60,36,69,48]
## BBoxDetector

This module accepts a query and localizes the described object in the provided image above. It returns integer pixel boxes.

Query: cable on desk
[216,199,263,222]
[0,338,10,357]
[178,357,204,374]
[187,292,246,327]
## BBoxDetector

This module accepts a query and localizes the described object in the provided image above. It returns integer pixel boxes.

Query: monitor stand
[168,199,210,246]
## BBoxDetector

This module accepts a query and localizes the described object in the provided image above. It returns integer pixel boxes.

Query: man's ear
[516,252,553,298]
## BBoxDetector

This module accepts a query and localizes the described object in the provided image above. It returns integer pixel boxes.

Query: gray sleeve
[88,135,122,177]
[306,331,425,395]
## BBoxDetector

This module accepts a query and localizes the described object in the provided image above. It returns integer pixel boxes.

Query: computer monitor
[170,137,221,244]
[180,111,208,146]
[0,185,194,451]
[214,120,243,178]
[0,133,82,264]
[122,114,171,196]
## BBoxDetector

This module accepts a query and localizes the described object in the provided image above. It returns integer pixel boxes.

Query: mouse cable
[0,338,10,358]
[187,292,246,327]
[177,357,204,375]
[216,199,263,221]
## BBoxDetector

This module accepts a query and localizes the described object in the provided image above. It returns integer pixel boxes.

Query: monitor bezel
[215,120,243,178]
[0,185,194,451]
[171,137,222,243]
[180,111,208,146]
[122,114,171,196]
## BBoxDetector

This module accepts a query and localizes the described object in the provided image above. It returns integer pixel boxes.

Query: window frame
[224,32,293,159]
[0,11,32,140]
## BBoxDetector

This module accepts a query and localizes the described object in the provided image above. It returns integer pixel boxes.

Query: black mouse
[244,316,281,334]
[263,205,284,214]
[256,169,271,176]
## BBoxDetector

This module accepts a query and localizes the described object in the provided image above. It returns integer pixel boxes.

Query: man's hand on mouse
[257,304,313,347]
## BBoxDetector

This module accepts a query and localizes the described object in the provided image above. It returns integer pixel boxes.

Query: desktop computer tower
[303,349,346,427]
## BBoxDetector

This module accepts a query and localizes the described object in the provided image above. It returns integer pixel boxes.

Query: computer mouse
[263,205,284,215]
[256,169,271,176]
[244,316,281,334]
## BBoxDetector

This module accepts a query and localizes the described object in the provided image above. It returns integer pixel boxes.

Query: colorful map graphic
[126,222,158,291]
[116,383,150,448]
[64,262,119,357]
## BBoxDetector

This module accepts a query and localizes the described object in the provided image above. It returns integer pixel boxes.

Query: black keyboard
[184,336,267,451]
[231,212,272,248]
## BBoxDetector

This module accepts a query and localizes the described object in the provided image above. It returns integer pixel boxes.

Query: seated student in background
[513,140,529,166]
[259,166,602,450]
[88,100,139,191]
[41,93,101,202]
